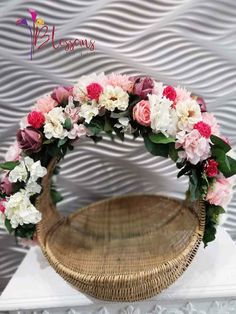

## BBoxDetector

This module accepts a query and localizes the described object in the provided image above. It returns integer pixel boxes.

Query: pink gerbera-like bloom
[175,86,191,103]
[86,83,103,101]
[176,129,211,165]
[194,121,211,138]
[27,111,45,129]
[202,112,220,136]
[107,73,134,93]
[34,95,58,114]
[206,177,233,207]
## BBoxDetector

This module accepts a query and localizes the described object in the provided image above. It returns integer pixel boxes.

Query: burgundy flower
[204,159,219,177]
[130,76,154,99]
[17,127,42,153]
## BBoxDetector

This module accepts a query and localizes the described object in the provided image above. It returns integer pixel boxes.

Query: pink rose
[206,177,233,207]
[133,100,151,127]
[1,175,13,195]
[34,95,58,114]
[202,112,220,136]
[51,86,73,104]
[5,141,21,161]
[176,129,210,165]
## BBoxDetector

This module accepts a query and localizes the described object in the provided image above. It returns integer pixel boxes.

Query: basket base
[37,194,205,301]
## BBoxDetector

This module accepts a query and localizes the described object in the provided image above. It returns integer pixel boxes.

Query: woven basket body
[36,158,205,301]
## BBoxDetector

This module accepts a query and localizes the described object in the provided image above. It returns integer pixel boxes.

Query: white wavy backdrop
[0,0,236,293]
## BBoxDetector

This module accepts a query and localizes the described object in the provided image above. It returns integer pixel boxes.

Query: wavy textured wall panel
[0,0,236,292]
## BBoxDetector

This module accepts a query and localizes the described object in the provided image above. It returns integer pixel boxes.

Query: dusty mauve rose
[130,76,154,99]
[17,127,42,153]
[133,100,151,127]
[1,175,13,195]
[51,86,73,104]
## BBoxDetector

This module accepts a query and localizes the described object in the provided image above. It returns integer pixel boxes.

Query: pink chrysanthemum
[107,73,134,93]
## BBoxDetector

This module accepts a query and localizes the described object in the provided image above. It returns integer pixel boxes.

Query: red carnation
[194,121,211,138]
[86,83,103,101]
[204,159,219,177]
[27,111,45,129]
[163,86,177,101]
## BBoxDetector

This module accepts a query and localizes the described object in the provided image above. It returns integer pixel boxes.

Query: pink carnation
[27,111,45,129]
[133,100,151,127]
[202,112,220,136]
[65,105,80,123]
[107,73,134,93]
[194,121,211,138]
[206,177,233,207]
[0,199,6,214]
[34,95,58,114]
[86,83,103,101]
[176,129,210,165]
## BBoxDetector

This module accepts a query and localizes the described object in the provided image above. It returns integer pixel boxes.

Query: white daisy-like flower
[99,85,129,112]
[5,189,42,228]
[44,107,68,139]
[148,94,173,136]
[79,103,99,124]
[175,99,201,131]
[73,72,107,103]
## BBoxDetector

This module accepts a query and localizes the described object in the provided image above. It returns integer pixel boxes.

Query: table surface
[0,227,236,312]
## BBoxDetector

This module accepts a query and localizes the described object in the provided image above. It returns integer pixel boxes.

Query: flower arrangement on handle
[0,73,235,246]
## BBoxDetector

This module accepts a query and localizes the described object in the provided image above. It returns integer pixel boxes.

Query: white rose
[175,99,201,131]
[79,103,99,124]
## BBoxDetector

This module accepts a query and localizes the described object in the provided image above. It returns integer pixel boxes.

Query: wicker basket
[36,158,205,301]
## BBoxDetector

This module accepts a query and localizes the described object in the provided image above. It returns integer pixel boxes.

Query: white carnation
[148,94,173,136]
[99,85,129,111]
[79,103,99,124]
[27,160,47,181]
[175,99,201,131]
[26,180,42,194]
[5,189,42,228]
[44,107,68,139]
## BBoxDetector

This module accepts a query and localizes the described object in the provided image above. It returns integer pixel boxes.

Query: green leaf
[87,119,104,135]
[90,135,103,143]
[114,128,125,141]
[51,189,63,204]
[63,118,72,130]
[189,170,199,201]
[149,133,175,144]
[212,147,236,177]
[15,224,36,239]
[0,161,19,170]
[5,218,14,233]
[104,116,112,133]
[168,143,178,162]
[203,223,216,247]
[143,135,169,157]
[211,135,231,153]
[43,139,54,145]
[57,138,68,147]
